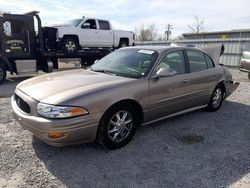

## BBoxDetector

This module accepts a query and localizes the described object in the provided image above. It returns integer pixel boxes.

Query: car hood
[17,69,135,104]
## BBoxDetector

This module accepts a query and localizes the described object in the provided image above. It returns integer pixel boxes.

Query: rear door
[97,20,113,47]
[184,50,221,106]
[148,50,192,121]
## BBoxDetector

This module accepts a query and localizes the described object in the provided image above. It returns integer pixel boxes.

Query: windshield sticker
[138,50,154,55]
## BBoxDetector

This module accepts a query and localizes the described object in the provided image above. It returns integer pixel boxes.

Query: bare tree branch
[135,23,158,41]
[187,15,205,34]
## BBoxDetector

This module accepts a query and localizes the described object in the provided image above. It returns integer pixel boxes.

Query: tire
[119,40,128,48]
[0,63,7,84]
[248,72,250,80]
[206,85,224,112]
[97,103,139,149]
[62,38,79,53]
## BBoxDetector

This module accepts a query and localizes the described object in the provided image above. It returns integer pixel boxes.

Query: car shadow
[32,100,250,188]
[0,76,33,98]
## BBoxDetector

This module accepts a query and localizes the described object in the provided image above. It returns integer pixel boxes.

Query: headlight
[37,103,88,119]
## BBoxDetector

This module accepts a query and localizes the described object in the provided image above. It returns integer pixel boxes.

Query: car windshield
[62,19,83,27]
[91,48,159,79]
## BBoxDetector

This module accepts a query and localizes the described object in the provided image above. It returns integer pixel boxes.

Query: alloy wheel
[107,110,133,143]
[212,88,222,108]
[65,41,76,51]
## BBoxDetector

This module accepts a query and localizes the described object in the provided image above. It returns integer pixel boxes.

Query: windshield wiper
[91,68,116,76]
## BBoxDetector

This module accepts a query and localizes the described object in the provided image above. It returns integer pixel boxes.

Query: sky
[1,0,250,38]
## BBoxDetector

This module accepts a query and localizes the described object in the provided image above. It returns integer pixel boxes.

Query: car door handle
[182,79,190,84]
[211,75,217,78]
[95,31,99,33]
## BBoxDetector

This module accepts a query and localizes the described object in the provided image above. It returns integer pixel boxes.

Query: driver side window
[158,51,186,75]
[82,19,96,29]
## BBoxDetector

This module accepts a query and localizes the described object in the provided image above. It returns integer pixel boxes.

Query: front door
[2,15,30,57]
[147,50,192,121]
[79,19,99,47]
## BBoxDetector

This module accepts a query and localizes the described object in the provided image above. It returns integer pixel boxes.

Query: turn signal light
[48,132,67,138]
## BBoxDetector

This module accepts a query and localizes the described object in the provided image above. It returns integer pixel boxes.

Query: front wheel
[206,85,224,112]
[62,38,79,53]
[97,103,138,149]
[0,63,7,84]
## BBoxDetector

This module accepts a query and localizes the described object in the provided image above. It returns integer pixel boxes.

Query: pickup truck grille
[14,94,31,114]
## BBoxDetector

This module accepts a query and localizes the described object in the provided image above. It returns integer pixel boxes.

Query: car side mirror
[152,67,177,79]
[81,23,90,29]
[94,59,99,64]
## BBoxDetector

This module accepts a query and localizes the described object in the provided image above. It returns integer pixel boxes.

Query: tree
[135,23,158,41]
[187,15,205,34]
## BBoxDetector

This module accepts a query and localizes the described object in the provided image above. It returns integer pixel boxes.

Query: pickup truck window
[98,20,110,30]
[82,19,97,29]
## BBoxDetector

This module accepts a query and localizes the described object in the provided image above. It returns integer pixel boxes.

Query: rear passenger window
[158,51,185,75]
[187,51,207,72]
[98,20,110,30]
[205,54,214,68]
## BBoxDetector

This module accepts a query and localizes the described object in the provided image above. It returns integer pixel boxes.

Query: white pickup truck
[54,17,135,52]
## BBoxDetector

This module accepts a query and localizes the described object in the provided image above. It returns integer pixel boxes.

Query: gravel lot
[0,69,249,188]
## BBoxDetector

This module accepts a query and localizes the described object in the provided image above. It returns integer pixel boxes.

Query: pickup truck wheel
[62,38,79,53]
[119,41,128,48]
[97,103,138,149]
[0,63,7,84]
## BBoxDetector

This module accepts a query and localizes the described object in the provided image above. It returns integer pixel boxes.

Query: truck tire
[62,38,79,53]
[119,40,128,48]
[0,63,7,84]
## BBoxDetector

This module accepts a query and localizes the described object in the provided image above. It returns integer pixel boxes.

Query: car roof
[125,45,203,54]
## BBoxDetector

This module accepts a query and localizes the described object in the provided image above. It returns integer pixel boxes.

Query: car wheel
[119,40,128,48]
[248,72,250,80]
[62,38,79,53]
[0,63,7,84]
[97,103,138,149]
[206,85,224,112]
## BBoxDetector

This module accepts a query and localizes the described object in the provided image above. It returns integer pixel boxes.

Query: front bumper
[11,90,100,146]
[224,80,240,98]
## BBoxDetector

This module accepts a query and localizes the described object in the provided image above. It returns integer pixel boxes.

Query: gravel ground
[0,69,249,188]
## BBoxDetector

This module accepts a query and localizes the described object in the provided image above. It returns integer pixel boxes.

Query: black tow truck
[0,11,112,84]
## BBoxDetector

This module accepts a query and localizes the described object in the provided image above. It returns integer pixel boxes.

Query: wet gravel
[0,69,249,188]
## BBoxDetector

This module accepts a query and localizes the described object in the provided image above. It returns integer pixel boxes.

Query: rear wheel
[0,63,7,84]
[206,85,224,112]
[62,38,79,53]
[119,40,128,48]
[97,103,138,149]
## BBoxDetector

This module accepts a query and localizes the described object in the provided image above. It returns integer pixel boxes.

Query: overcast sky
[1,0,250,37]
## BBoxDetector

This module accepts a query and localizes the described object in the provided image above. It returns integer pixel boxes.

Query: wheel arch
[119,38,129,45]
[101,99,144,125]
[62,35,80,45]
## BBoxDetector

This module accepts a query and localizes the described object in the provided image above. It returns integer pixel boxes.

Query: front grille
[14,94,31,114]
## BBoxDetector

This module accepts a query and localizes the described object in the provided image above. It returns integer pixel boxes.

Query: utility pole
[165,24,173,41]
